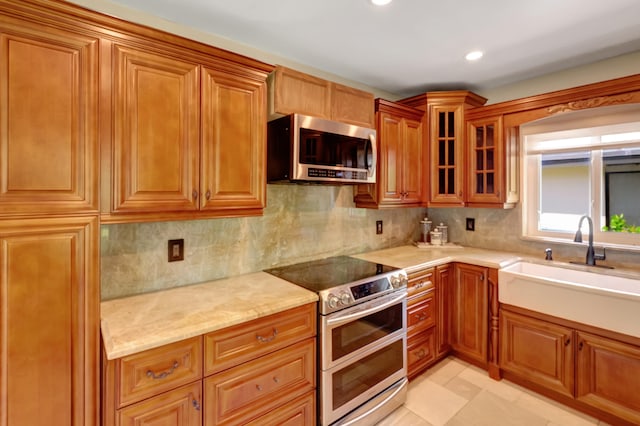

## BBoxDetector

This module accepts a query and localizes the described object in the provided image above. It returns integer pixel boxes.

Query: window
[522,112,640,248]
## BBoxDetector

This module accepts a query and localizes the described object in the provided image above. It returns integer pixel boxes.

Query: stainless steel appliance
[265,256,408,425]
[267,114,377,184]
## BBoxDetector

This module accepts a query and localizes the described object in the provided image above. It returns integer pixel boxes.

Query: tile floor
[377,357,612,426]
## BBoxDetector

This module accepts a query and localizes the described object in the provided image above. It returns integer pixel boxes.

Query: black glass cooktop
[264,255,397,293]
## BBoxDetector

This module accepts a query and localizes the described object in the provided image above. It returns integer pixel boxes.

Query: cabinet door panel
[430,105,464,205]
[0,216,98,426]
[378,112,403,203]
[118,382,202,426]
[201,67,266,211]
[451,264,488,364]
[112,44,200,212]
[402,117,423,203]
[467,116,504,204]
[435,264,451,356]
[576,332,640,425]
[330,82,374,128]
[0,21,98,214]
[500,310,574,397]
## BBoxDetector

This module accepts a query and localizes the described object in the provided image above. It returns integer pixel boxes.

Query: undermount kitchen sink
[498,261,640,338]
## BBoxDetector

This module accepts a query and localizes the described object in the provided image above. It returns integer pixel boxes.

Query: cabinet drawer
[245,390,315,426]
[204,303,316,375]
[118,336,202,407]
[204,338,316,425]
[407,290,435,337]
[407,329,435,379]
[117,382,202,426]
[407,268,434,299]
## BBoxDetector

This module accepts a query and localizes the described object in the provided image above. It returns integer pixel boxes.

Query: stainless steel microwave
[267,114,377,184]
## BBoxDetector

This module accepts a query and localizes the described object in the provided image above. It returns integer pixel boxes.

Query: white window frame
[522,121,640,249]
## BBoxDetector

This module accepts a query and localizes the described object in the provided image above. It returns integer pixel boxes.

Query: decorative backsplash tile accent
[101,184,425,300]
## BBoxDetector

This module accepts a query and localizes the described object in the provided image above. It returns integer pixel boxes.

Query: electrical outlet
[466,218,475,231]
[168,239,184,262]
[376,220,383,234]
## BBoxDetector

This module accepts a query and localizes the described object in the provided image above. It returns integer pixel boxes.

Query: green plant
[602,214,640,233]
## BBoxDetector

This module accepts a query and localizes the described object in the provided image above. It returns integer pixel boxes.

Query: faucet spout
[574,215,604,266]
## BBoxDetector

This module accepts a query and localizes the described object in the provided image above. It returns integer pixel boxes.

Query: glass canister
[436,223,448,244]
[430,230,442,246]
[420,218,432,243]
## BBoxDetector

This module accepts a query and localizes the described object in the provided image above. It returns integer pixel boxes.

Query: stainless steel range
[265,256,409,426]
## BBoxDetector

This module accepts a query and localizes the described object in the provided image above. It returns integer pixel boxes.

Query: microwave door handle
[367,134,377,177]
[325,291,406,327]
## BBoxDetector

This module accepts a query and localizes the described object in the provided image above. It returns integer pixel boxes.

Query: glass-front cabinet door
[430,104,465,206]
[467,116,504,205]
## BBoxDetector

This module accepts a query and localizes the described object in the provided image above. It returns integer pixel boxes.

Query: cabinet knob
[565,338,571,346]
[192,190,198,200]
[192,399,201,411]
[415,349,426,359]
[205,190,211,200]
[256,384,262,391]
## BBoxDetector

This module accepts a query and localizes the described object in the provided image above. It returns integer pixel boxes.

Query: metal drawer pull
[256,328,278,343]
[415,313,427,321]
[146,361,179,380]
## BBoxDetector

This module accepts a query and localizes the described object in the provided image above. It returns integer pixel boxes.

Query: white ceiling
[107,0,640,97]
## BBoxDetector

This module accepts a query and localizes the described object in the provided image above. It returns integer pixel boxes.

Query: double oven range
[266,256,409,426]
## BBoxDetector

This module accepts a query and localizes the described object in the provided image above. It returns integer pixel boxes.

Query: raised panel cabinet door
[200,67,266,212]
[500,310,574,398]
[402,116,423,204]
[466,115,504,205]
[451,263,488,365]
[429,105,465,206]
[576,332,640,425]
[377,112,403,204]
[0,18,98,215]
[330,82,375,128]
[112,44,200,213]
[0,216,99,426]
[118,382,202,426]
[272,66,331,118]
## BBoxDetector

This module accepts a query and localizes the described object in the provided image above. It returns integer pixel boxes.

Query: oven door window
[331,301,403,362]
[332,338,404,410]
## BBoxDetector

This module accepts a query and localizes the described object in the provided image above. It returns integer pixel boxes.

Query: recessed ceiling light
[465,51,484,61]
[371,0,392,6]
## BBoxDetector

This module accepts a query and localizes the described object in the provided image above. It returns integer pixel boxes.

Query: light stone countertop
[100,272,318,360]
[350,245,522,271]
[101,245,521,360]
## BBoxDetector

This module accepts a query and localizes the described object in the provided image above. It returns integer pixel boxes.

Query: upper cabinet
[0,13,99,216]
[354,99,425,208]
[100,25,271,223]
[268,65,375,128]
[465,113,518,208]
[401,91,487,207]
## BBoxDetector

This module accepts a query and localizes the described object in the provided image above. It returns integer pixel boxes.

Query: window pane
[603,147,640,229]
[539,151,590,232]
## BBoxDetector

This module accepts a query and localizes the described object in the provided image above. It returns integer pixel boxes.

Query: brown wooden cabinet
[451,263,489,366]
[401,91,487,207]
[465,112,518,208]
[102,303,317,426]
[354,99,424,208]
[107,41,268,222]
[500,306,640,425]
[0,11,99,216]
[405,267,436,378]
[576,332,640,425]
[500,309,574,397]
[268,65,374,127]
[0,216,99,426]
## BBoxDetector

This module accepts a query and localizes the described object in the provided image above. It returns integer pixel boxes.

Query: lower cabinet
[102,303,317,425]
[500,307,640,425]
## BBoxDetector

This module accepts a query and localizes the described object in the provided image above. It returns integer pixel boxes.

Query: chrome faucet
[574,215,606,266]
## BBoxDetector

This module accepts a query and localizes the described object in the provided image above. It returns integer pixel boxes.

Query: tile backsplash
[101,184,425,300]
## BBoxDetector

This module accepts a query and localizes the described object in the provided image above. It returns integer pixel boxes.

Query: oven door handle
[326,291,407,326]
